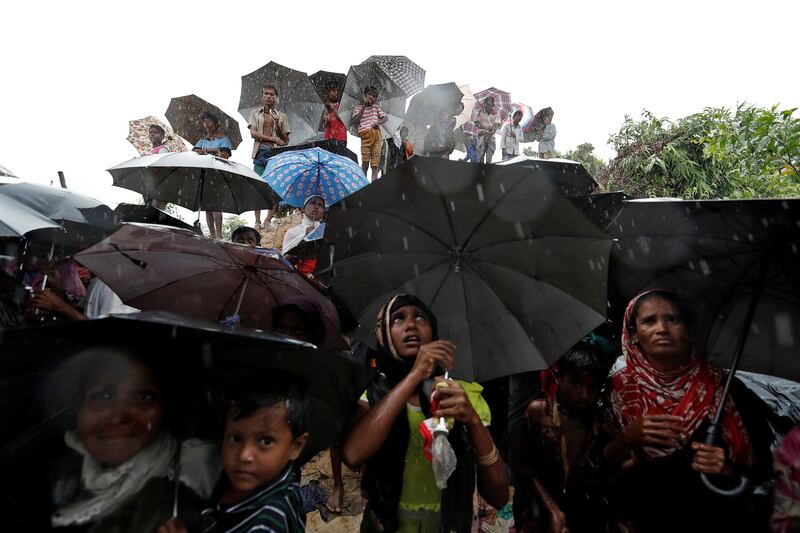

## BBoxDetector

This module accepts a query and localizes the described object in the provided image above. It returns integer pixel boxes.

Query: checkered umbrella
[127,116,188,156]
[474,87,513,123]
[261,147,368,209]
[337,63,408,140]
[238,62,325,145]
[165,95,243,149]
[361,55,425,97]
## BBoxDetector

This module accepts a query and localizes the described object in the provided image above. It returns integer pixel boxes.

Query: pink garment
[773,426,800,532]
[150,145,170,154]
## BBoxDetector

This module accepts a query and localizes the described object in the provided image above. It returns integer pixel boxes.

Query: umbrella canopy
[609,198,800,382]
[316,158,611,382]
[454,84,477,129]
[165,94,243,149]
[0,182,115,252]
[497,156,598,196]
[474,87,513,123]
[360,55,426,96]
[262,147,368,209]
[107,152,274,213]
[405,83,464,126]
[0,311,373,467]
[74,223,348,350]
[238,62,325,145]
[501,103,538,142]
[309,70,347,103]
[126,116,188,156]
[337,63,408,139]
[0,194,61,239]
[530,107,554,142]
[0,163,18,178]
[113,203,196,232]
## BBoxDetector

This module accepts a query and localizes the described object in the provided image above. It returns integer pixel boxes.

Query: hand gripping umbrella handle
[700,423,749,497]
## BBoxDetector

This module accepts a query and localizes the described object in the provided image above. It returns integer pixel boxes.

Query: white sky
[2,0,798,223]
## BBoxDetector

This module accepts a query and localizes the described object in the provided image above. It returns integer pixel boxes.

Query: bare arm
[532,478,568,533]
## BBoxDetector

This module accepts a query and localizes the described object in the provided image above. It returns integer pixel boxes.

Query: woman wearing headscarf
[602,290,773,532]
[282,195,326,276]
[342,294,509,533]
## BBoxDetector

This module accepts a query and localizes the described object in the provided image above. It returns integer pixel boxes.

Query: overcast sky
[2,0,797,223]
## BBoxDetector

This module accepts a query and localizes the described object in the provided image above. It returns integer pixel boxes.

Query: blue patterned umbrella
[262,147,369,208]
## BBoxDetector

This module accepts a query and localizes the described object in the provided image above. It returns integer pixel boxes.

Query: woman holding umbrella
[342,294,509,533]
[602,290,774,532]
[193,113,233,240]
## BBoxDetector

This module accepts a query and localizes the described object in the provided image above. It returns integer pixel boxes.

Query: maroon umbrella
[74,223,347,350]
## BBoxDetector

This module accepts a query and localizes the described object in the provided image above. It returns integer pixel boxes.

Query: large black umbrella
[113,203,197,232]
[166,94,243,149]
[497,157,599,196]
[337,63,408,140]
[609,198,800,381]
[0,163,18,179]
[0,193,61,239]
[0,182,115,253]
[309,70,347,103]
[238,62,325,145]
[0,311,374,467]
[316,158,611,382]
[405,83,464,126]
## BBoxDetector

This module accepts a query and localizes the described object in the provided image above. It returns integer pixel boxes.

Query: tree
[221,214,248,241]
[597,105,800,199]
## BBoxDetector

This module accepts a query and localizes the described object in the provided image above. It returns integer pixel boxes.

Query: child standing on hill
[159,374,310,533]
[352,86,387,181]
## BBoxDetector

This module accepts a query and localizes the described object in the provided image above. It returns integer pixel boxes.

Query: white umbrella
[454,84,477,129]
[107,152,273,214]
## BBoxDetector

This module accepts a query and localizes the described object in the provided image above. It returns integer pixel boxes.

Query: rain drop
[403,236,409,250]
[450,201,456,212]
[699,260,711,276]
[514,222,525,239]
[476,183,485,202]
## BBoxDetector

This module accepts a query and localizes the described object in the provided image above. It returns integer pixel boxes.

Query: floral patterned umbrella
[126,116,188,156]
[262,147,368,209]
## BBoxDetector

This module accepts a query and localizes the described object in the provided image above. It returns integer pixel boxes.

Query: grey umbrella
[337,63,408,140]
[361,55,425,97]
[317,158,611,382]
[309,70,347,103]
[238,62,325,145]
[405,83,464,126]
[166,94,243,149]
[0,193,61,238]
[0,164,18,179]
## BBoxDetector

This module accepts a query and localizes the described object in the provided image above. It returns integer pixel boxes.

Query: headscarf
[607,290,753,464]
[362,293,474,533]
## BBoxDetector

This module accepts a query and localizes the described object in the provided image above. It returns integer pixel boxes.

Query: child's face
[557,370,601,415]
[222,403,307,497]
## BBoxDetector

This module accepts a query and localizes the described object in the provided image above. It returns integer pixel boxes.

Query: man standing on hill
[538,109,556,159]
[500,110,524,161]
[473,96,501,163]
[249,85,290,229]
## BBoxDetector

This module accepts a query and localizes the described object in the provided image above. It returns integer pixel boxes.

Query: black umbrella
[609,198,800,495]
[0,193,61,238]
[316,158,611,382]
[0,163,18,179]
[0,311,374,467]
[113,203,197,232]
[166,94,243,149]
[0,182,114,253]
[405,83,464,126]
[238,62,325,145]
[496,157,599,196]
[309,70,347,103]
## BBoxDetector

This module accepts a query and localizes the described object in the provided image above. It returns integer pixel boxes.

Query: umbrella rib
[460,174,529,250]
[348,208,451,250]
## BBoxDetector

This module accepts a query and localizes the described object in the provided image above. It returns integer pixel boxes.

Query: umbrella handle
[699,423,750,497]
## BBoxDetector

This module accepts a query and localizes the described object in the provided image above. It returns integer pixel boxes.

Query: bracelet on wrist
[475,444,499,467]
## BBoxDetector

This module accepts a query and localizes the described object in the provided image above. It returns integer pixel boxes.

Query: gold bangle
[475,444,499,467]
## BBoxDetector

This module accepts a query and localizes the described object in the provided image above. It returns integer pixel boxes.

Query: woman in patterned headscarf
[341,294,508,533]
[602,289,773,532]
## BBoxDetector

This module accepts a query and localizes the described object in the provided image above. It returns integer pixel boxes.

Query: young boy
[351,86,387,181]
[159,374,310,533]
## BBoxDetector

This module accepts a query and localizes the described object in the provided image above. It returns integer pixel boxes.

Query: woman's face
[148,127,164,146]
[304,198,325,221]
[389,305,433,359]
[77,359,164,467]
[632,297,693,366]
[202,118,217,134]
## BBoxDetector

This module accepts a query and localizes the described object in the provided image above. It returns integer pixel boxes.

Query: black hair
[231,225,261,246]
[364,85,379,96]
[263,84,278,96]
[200,113,220,126]
[271,301,326,347]
[513,110,523,118]
[227,372,310,438]
[324,81,339,91]
[629,290,696,335]
[556,341,610,383]
[149,124,166,136]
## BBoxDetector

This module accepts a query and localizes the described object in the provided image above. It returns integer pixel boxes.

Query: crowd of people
[2,81,798,533]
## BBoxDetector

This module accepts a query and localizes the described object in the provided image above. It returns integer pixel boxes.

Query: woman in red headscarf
[602,290,773,532]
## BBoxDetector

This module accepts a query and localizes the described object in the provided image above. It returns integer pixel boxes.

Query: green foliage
[221,214,248,241]
[598,105,800,199]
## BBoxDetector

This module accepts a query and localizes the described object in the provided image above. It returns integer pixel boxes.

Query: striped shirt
[201,466,305,533]
[352,103,386,133]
